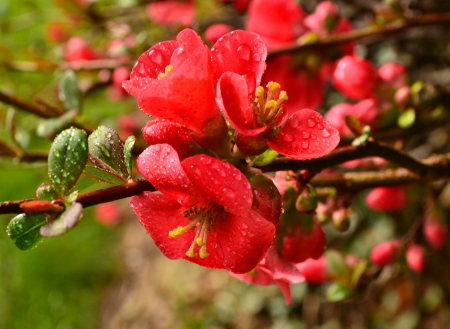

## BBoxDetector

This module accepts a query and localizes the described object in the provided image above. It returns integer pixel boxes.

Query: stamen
[169,216,201,237]
[266,81,280,102]
[157,64,174,80]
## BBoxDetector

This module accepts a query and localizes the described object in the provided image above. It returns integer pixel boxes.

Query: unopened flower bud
[423,214,449,249]
[370,239,401,266]
[394,86,411,105]
[332,208,350,232]
[316,202,331,224]
[296,184,318,213]
[406,244,424,273]
[296,257,328,284]
[366,187,407,212]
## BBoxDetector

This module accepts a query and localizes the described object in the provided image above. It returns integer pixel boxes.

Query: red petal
[246,0,305,50]
[130,192,194,260]
[137,45,218,134]
[136,144,200,206]
[229,266,275,285]
[171,29,204,71]
[264,248,304,283]
[130,41,178,80]
[142,120,202,161]
[122,77,152,98]
[146,0,195,27]
[182,230,227,270]
[268,109,340,160]
[211,30,267,90]
[216,210,275,273]
[274,280,292,305]
[249,175,282,225]
[181,155,253,212]
[216,72,265,135]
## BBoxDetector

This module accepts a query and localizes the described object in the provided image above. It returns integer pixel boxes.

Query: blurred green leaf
[59,70,81,112]
[352,126,371,146]
[48,128,88,197]
[326,283,352,302]
[345,115,364,136]
[40,202,83,238]
[325,250,350,280]
[7,213,46,250]
[397,108,416,129]
[350,259,367,288]
[36,110,77,139]
[251,148,278,166]
[124,135,135,179]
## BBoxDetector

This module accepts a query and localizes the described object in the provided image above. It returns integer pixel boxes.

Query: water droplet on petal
[253,52,261,61]
[283,133,294,142]
[302,131,310,139]
[243,181,251,190]
[307,119,316,127]
[223,187,235,199]
[149,49,162,63]
[302,141,309,149]
[317,124,323,130]
[203,157,212,165]
[322,129,331,138]
[311,134,316,140]
[233,173,242,181]
[237,44,251,61]
[215,243,224,259]
[289,115,299,128]
[154,145,161,152]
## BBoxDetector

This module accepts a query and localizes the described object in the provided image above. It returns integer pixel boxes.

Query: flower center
[251,81,288,128]
[169,201,224,259]
[157,64,173,80]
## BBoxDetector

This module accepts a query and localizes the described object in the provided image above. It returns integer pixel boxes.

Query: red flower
[370,239,401,266]
[423,213,449,249]
[205,24,233,45]
[64,37,100,63]
[146,0,195,26]
[130,144,276,273]
[296,257,328,284]
[332,56,378,100]
[406,244,424,273]
[216,72,340,159]
[281,220,326,263]
[366,187,407,212]
[378,62,406,88]
[230,247,304,305]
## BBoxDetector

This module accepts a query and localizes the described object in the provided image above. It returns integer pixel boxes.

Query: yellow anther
[185,249,197,258]
[265,100,278,109]
[255,86,265,98]
[278,90,288,102]
[199,246,209,259]
[266,81,280,92]
[169,226,184,238]
[157,65,174,80]
[196,237,205,246]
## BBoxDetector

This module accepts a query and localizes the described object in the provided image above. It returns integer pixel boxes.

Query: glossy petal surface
[268,109,340,160]
[216,210,275,273]
[182,155,253,212]
[142,120,202,160]
[137,45,217,134]
[171,28,204,70]
[136,144,200,205]
[211,30,267,91]
[130,192,194,260]
[216,72,265,136]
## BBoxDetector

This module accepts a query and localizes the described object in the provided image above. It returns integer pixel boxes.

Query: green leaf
[124,135,136,179]
[59,70,81,112]
[84,165,128,185]
[36,110,77,138]
[397,108,416,129]
[351,126,371,146]
[40,202,83,238]
[326,283,352,302]
[350,259,368,288]
[251,148,278,166]
[36,184,59,201]
[325,250,350,280]
[48,127,88,197]
[88,126,128,178]
[6,213,46,250]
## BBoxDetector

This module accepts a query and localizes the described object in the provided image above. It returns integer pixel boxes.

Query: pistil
[251,81,288,129]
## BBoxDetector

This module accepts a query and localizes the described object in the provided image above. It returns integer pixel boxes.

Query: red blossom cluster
[122,27,342,303]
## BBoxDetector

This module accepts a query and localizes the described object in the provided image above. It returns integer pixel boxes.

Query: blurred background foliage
[1,0,450,328]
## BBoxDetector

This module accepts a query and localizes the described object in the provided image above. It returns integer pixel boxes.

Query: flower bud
[378,62,406,88]
[332,56,378,99]
[296,184,318,213]
[296,257,328,283]
[370,239,401,266]
[423,214,449,249]
[205,24,233,44]
[366,187,407,212]
[332,208,350,232]
[405,244,424,273]
[95,202,121,225]
[316,202,331,224]
[394,86,411,105]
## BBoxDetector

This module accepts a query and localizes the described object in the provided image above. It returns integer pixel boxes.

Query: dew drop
[203,157,212,165]
[154,145,161,152]
[260,194,270,201]
[311,134,316,140]
[253,52,261,61]
[302,141,309,149]
[149,49,162,63]
[233,173,242,181]
[237,44,251,61]
[307,119,316,127]
[215,243,224,259]
[241,231,247,236]
[222,187,235,198]
[54,150,60,157]
[242,223,249,229]
[302,131,310,139]
[289,115,299,128]
[106,132,112,138]
[243,181,251,190]
[283,133,294,142]
[322,129,331,138]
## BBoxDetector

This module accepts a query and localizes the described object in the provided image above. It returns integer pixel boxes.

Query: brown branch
[267,12,450,59]
[0,90,53,118]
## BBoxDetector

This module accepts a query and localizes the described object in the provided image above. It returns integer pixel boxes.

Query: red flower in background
[370,239,401,266]
[146,0,195,26]
[366,187,407,212]
[130,144,276,274]
[296,257,328,284]
[64,36,101,63]
[230,247,304,305]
